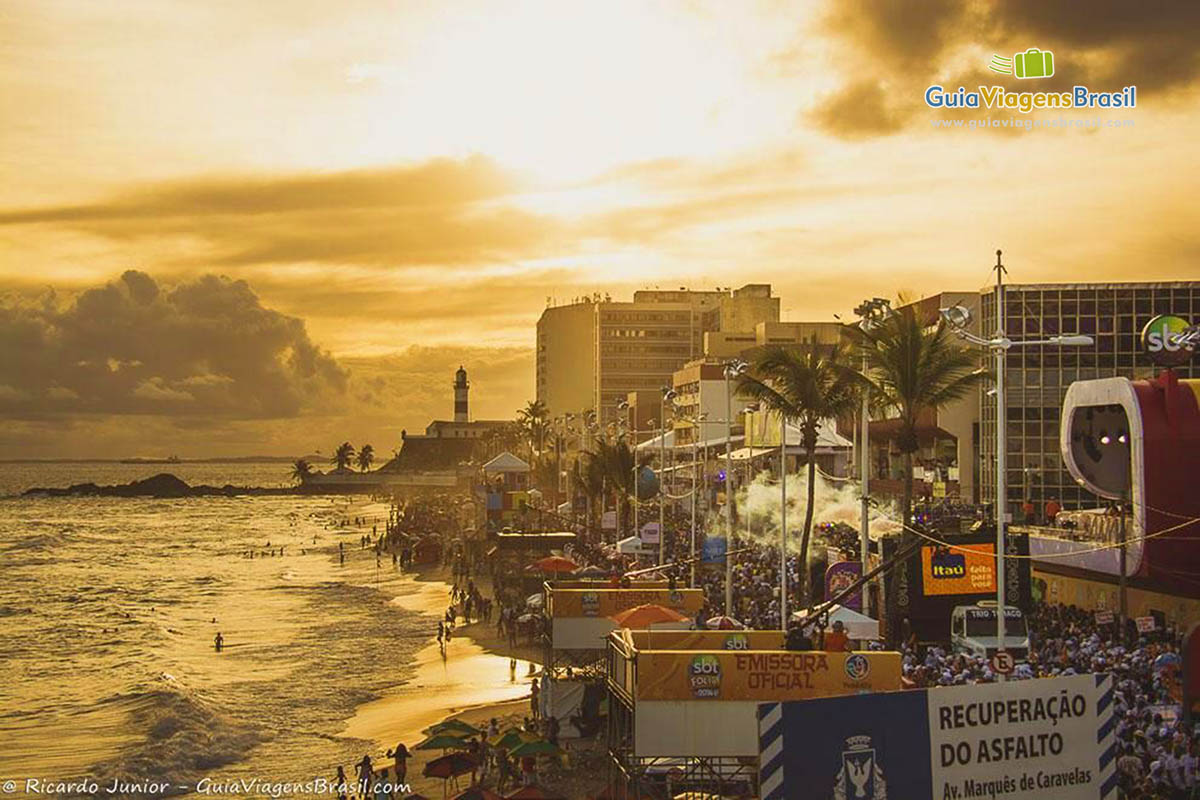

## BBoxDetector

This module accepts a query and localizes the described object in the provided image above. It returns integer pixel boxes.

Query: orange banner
[921,544,996,596]
[549,588,704,618]
[635,650,901,701]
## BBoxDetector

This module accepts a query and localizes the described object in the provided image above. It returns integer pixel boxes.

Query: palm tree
[737,339,862,605]
[573,451,607,532]
[332,441,356,471]
[846,303,985,529]
[290,458,314,485]
[517,400,549,456]
[356,444,375,472]
[586,436,653,539]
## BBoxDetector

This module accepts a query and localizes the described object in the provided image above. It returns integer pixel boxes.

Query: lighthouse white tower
[454,366,469,422]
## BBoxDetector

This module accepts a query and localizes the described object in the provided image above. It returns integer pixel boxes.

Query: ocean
[0,462,471,799]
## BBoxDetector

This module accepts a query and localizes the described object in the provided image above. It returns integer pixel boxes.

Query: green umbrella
[415,732,470,751]
[423,719,480,737]
[487,728,535,750]
[507,739,563,758]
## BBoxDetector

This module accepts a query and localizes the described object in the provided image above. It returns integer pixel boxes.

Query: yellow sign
[629,630,787,651]
[744,409,782,448]
[921,544,996,596]
[549,588,704,618]
[635,650,901,701]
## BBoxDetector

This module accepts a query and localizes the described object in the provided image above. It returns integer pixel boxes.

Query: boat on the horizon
[119,455,182,464]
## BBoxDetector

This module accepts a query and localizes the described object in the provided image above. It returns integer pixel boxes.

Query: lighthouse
[454,366,469,422]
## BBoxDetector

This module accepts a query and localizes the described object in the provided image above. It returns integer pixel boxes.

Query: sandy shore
[339,563,548,796]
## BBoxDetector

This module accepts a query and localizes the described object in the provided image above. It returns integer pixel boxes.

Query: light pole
[661,388,677,566]
[940,250,1093,677]
[853,297,893,619]
[779,405,788,628]
[723,358,749,617]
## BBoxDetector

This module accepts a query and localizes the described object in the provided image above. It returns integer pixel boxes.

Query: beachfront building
[534,285,782,425]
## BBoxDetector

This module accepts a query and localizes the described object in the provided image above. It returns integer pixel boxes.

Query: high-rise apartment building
[535,285,781,424]
[979,281,1200,509]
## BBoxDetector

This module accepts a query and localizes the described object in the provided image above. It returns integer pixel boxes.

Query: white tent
[791,604,880,640]
[482,451,531,474]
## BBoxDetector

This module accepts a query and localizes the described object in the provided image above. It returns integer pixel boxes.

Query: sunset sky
[1,0,1197,459]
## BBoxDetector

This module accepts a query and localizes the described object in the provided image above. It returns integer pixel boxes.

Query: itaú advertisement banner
[635,651,901,701]
[921,543,997,596]
[758,673,1116,800]
[549,588,703,618]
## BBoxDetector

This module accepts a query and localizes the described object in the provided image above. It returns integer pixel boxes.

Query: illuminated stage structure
[1043,369,1200,625]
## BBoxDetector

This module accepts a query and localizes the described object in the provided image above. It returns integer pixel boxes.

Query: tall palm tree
[290,458,314,485]
[356,444,375,472]
[846,303,985,529]
[517,400,549,456]
[737,339,862,605]
[332,441,356,471]
[587,436,653,538]
[573,451,607,532]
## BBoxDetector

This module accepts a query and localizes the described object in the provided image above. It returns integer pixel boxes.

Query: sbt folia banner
[758,673,1116,800]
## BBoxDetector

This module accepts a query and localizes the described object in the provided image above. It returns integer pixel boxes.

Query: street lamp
[660,387,677,566]
[723,358,749,617]
[939,250,1093,678]
[853,296,894,619]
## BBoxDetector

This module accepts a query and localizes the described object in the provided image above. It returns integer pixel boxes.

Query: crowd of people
[356,489,1200,800]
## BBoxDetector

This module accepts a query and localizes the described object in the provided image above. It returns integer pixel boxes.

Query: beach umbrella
[705,615,745,630]
[488,728,536,750]
[508,739,563,758]
[424,719,481,737]
[415,733,471,751]
[423,752,478,779]
[450,789,502,800]
[505,785,566,800]
[526,556,578,573]
[610,603,688,628]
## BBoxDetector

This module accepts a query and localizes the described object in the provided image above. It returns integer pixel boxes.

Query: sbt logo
[1142,315,1194,368]
[723,633,750,650]
[689,654,722,697]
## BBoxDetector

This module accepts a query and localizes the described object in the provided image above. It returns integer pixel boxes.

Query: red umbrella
[610,603,688,628]
[505,785,566,800]
[423,752,478,779]
[526,556,578,573]
[705,615,745,630]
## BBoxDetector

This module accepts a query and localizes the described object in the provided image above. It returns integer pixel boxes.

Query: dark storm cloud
[809,0,1200,139]
[0,270,347,419]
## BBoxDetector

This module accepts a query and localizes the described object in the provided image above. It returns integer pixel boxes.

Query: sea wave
[69,679,264,799]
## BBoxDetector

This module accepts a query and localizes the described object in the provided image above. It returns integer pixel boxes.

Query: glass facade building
[979,282,1200,510]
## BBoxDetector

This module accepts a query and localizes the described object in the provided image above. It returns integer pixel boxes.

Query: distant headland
[23,472,306,498]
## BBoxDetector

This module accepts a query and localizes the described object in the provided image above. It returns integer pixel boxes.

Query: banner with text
[636,650,900,701]
[757,673,1116,800]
